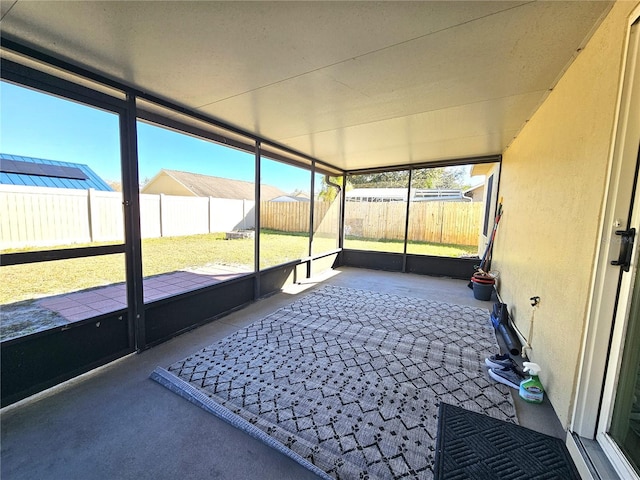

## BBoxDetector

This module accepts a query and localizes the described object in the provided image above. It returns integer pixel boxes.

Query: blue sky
[1,80,478,192]
[0,81,313,194]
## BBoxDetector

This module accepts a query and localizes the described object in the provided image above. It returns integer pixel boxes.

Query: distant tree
[425,167,466,189]
[318,176,345,202]
[347,171,410,188]
[290,188,310,198]
[316,167,469,201]
[348,167,467,190]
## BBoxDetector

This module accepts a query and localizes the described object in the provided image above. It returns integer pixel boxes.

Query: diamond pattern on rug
[152,285,516,480]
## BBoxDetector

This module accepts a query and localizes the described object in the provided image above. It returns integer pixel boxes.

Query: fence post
[87,188,95,242]
[159,193,165,237]
[209,196,213,233]
[242,199,247,230]
[439,201,444,244]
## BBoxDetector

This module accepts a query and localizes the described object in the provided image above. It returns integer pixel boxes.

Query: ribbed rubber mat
[434,403,580,479]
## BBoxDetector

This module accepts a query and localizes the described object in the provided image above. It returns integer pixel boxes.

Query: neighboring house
[346,188,407,202]
[463,184,484,202]
[141,169,285,201]
[0,153,113,191]
[270,194,310,202]
[346,188,469,202]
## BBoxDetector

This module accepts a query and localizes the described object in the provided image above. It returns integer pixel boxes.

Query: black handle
[611,228,635,272]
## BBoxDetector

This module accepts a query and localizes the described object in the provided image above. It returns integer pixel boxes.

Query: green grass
[1,231,476,304]
[345,236,477,257]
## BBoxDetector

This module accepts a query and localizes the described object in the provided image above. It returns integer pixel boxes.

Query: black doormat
[434,403,580,479]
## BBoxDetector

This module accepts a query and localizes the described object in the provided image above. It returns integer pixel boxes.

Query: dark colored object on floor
[490,302,509,328]
[489,301,521,355]
[434,403,580,480]
[485,353,517,370]
[472,281,494,301]
[471,273,495,300]
[497,321,522,356]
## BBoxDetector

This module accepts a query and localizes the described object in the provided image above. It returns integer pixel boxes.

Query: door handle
[611,228,635,271]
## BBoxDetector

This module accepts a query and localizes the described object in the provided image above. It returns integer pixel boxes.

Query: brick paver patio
[1,264,247,341]
[38,265,246,322]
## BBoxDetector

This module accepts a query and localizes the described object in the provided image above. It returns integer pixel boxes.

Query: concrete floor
[0,267,565,480]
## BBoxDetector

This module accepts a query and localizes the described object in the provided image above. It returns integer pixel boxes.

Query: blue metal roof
[0,153,113,191]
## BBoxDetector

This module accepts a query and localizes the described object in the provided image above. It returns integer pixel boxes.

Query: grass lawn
[344,236,477,257]
[1,231,477,304]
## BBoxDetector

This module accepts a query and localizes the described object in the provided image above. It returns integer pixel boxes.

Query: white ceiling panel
[0,1,613,171]
[282,91,543,169]
[0,2,528,104]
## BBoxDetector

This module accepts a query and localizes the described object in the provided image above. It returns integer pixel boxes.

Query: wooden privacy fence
[260,200,482,246]
[1,185,481,249]
[344,201,482,245]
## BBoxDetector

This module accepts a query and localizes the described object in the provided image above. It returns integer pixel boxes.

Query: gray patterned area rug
[151,285,516,479]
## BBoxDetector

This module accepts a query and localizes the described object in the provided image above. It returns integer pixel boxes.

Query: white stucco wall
[492,0,639,427]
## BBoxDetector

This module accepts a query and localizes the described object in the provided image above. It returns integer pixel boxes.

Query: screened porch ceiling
[0,1,613,172]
